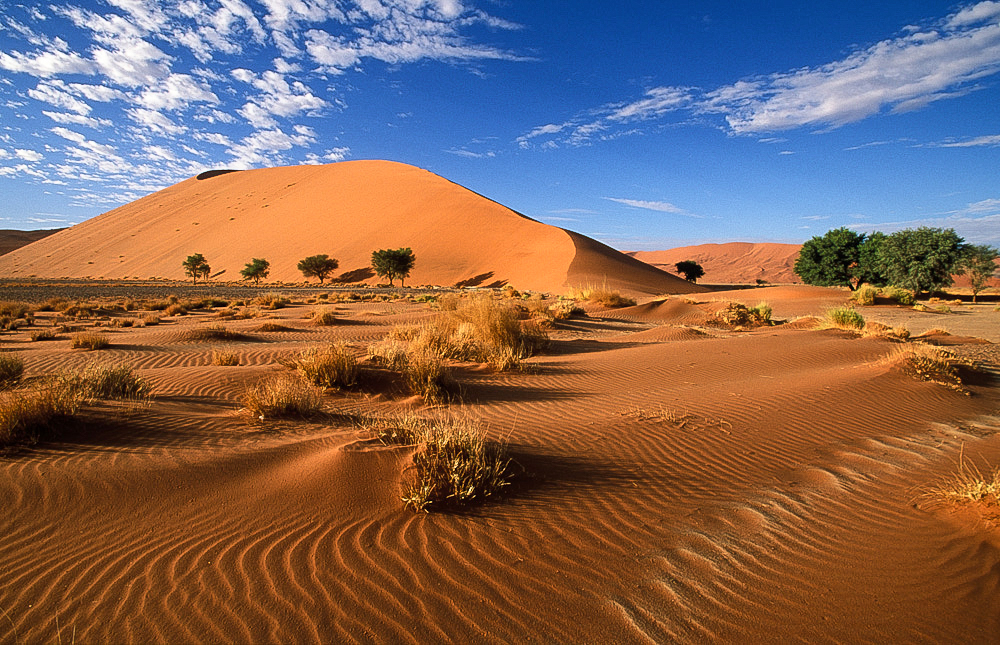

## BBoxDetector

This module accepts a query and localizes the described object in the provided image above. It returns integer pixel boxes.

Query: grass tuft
[71,332,110,350]
[851,285,878,306]
[212,348,240,366]
[310,307,338,326]
[241,373,323,420]
[567,285,636,308]
[0,384,82,447]
[183,324,247,342]
[294,343,358,389]
[825,306,865,330]
[0,354,25,390]
[919,449,1000,511]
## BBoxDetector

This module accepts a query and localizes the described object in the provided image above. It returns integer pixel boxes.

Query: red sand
[1,286,999,642]
[0,161,702,296]
[629,242,803,284]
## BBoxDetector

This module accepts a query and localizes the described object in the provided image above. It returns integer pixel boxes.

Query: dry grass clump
[401,348,458,403]
[881,286,915,305]
[310,307,338,326]
[69,361,152,401]
[183,324,247,342]
[826,306,865,330]
[363,413,515,512]
[919,450,1000,511]
[71,332,111,350]
[851,285,878,306]
[885,343,971,393]
[257,322,293,332]
[0,354,25,390]
[568,285,636,308]
[212,348,240,366]
[29,328,58,342]
[241,373,323,420]
[0,301,32,319]
[0,384,82,447]
[254,293,290,310]
[142,314,161,326]
[712,302,773,327]
[861,321,910,341]
[294,343,358,389]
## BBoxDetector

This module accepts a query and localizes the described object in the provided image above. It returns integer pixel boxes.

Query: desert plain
[0,162,999,643]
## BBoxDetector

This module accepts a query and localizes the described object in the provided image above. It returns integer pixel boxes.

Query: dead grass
[884,343,972,393]
[70,361,153,401]
[183,324,248,342]
[241,373,323,420]
[29,328,58,342]
[212,348,240,366]
[254,293,290,310]
[310,307,338,326]
[362,412,515,512]
[257,322,293,332]
[294,343,358,389]
[0,354,25,390]
[711,302,773,327]
[71,332,110,350]
[567,285,636,308]
[0,384,82,447]
[918,448,1000,512]
[861,321,911,341]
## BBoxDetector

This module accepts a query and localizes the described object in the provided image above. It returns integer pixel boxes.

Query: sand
[1,284,999,643]
[629,242,803,285]
[0,161,702,297]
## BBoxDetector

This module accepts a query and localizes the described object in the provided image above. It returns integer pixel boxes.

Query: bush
[29,328,57,342]
[212,349,240,366]
[365,413,515,511]
[310,307,338,326]
[71,362,152,401]
[881,286,915,306]
[142,314,161,326]
[294,344,358,389]
[0,354,25,390]
[241,373,323,419]
[851,285,878,306]
[254,292,288,309]
[712,302,772,327]
[0,301,32,319]
[164,303,188,316]
[826,307,865,330]
[71,332,111,350]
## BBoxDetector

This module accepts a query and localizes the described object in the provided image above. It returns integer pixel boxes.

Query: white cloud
[137,73,219,110]
[41,111,107,128]
[852,197,1000,245]
[0,48,97,77]
[14,149,44,162]
[50,127,87,143]
[28,80,93,115]
[606,86,692,122]
[936,134,1000,147]
[126,108,188,135]
[605,197,690,215]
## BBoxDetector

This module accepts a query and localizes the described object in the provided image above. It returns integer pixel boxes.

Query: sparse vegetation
[362,412,515,512]
[825,307,865,331]
[297,254,340,284]
[253,292,289,309]
[241,373,323,420]
[294,343,358,389]
[71,361,152,401]
[71,332,111,350]
[257,322,293,332]
[29,328,57,342]
[0,354,25,390]
[712,302,772,327]
[183,324,247,342]
[568,285,636,308]
[0,384,82,447]
[920,452,1000,509]
[881,285,915,305]
[401,347,458,403]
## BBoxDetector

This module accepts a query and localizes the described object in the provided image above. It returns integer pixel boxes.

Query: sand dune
[629,242,802,284]
[1,285,999,642]
[0,229,62,257]
[0,161,702,296]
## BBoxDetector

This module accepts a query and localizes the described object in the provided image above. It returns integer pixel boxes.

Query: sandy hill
[629,242,802,284]
[0,228,63,256]
[0,161,702,296]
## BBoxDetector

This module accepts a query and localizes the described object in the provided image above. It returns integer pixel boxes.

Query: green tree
[794,227,873,290]
[240,258,270,285]
[182,253,210,285]
[371,247,416,287]
[297,254,339,284]
[875,227,966,297]
[674,260,705,282]
[959,244,998,303]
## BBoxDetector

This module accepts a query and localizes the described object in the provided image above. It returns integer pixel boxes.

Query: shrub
[183,324,247,342]
[257,322,293,332]
[0,354,25,389]
[0,384,82,446]
[294,344,358,389]
[310,307,338,326]
[72,362,152,401]
[254,292,288,309]
[0,301,32,319]
[367,413,514,512]
[712,302,772,327]
[142,314,161,326]
[212,349,240,366]
[29,328,57,342]
[241,373,323,419]
[71,332,110,350]
[935,305,953,314]
[826,307,865,330]
[881,286,915,305]
[164,303,188,316]
[851,285,878,306]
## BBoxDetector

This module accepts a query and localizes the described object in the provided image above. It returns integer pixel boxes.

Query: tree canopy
[371,247,415,287]
[297,254,339,284]
[181,253,210,285]
[240,258,270,285]
[958,244,999,303]
[793,227,871,290]
[873,227,965,296]
[674,260,705,282]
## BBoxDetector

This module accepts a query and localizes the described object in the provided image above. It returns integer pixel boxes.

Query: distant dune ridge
[629,242,803,284]
[0,228,63,256]
[0,160,703,295]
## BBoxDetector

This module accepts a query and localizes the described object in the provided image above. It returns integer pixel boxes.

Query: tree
[371,247,415,287]
[875,227,966,297]
[182,253,210,285]
[297,254,339,284]
[674,260,705,282]
[240,258,270,285]
[793,227,873,290]
[959,244,999,303]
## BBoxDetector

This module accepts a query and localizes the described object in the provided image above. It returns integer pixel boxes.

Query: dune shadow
[196,169,241,180]
[545,338,645,355]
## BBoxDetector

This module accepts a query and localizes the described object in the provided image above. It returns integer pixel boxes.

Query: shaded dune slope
[0,161,702,295]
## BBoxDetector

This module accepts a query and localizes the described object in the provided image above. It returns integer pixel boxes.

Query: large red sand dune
[0,161,702,296]
[630,242,802,284]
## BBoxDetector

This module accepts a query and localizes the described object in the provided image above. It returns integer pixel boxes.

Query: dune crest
[0,160,702,295]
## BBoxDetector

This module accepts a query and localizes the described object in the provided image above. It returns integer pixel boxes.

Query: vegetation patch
[29,328,58,342]
[183,324,249,342]
[0,354,25,390]
[568,285,636,308]
[212,348,240,366]
[919,451,1000,517]
[711,302,773,328]
[851,285,878,306]
[310,307,338,326]
[241,373,323,420]
[257,322,293,332]
[294,343,358,389]
[0,384,82,447]
[71,332,111,350]
[885,343,973,393]
[825,307,865,331]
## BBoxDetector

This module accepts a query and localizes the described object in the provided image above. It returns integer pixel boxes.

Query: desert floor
[1,283,999,643]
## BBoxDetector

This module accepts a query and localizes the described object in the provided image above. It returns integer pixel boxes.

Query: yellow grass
[294,343,358,389]
[241,373,323,420]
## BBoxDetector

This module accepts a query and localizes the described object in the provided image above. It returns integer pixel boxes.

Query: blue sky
[1,0,998,249]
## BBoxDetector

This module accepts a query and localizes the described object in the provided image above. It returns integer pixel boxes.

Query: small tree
[371,247,416,287]
[674,260,705,282]
[794,227,873,291]
[297,254,339,284]
[875,227,966,297]
[241,258,270,285]
[182,253,210,285]
[959,244,999,303]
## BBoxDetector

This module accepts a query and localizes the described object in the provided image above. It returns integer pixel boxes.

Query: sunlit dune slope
[0,160,703,295]
[630,242,802,284]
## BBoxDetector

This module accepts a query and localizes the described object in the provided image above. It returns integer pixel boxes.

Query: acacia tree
[297,254,339,284]
[182,253,210,285]
[959,244,999,303]
[674,260,705,282]
[371,247,415,287]
[240,258,270,285]
[875,227,966,297]
[793,227,874,290]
